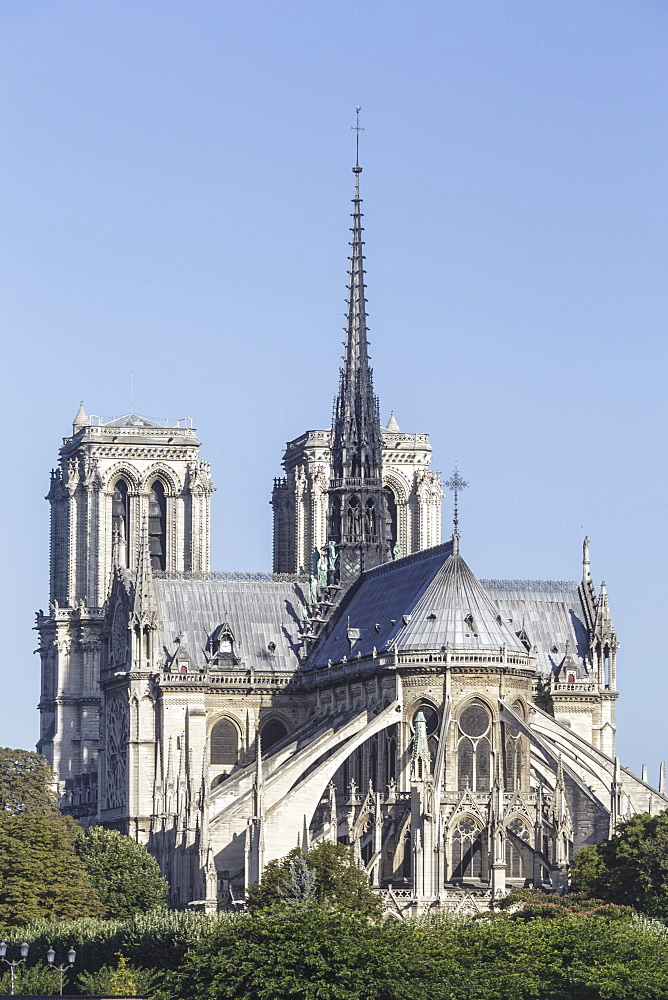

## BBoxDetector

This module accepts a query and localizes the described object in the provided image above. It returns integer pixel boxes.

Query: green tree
[0,962,64,996]
[77,953,159,998]
[493,886,635,920]
[246,842,382,919]
[0,748,58,816]
[176,904,424,1000]
[0,814,105,931]
[174,904,668,1000]
[74,827,168,918]
[570,810,668,919]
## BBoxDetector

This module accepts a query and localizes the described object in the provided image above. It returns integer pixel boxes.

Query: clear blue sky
[1,0,667,778]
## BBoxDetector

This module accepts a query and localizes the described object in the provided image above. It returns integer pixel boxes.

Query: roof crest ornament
[445,466,468,555]
[583,535,591,582]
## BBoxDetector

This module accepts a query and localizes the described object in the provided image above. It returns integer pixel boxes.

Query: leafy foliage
[78,954,159,998]
[2,910,232,974]
[176,905,423,1000]
[0,814,104,930]
[174,903,668,1000]
[2,904,668,999]
[246,842,382,919]
[492,887,636,920]
[571,810,668,918]
[0,748,58,817]
[0,963,64,996]
[74,827,169,918]
[0,746,104,930]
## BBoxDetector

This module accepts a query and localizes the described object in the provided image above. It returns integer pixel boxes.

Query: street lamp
[0,941,29,995]
[46,946,76,996]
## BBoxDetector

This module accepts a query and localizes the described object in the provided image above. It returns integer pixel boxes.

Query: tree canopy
[0,814,105,930]
[0,748,57,816]
[74,827,169,918]
[0,747,104,930]
[175,902,668,1000]
[246,842,383,919]
[570,810,668,919]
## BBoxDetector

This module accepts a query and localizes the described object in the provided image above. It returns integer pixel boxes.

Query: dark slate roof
[311,544,590,675]
[154,578,308,673]
[395,553,527,653]
[311,543,453,665]
[481,580,589,675]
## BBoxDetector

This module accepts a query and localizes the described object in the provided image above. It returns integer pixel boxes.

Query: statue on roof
[327,539,338,572]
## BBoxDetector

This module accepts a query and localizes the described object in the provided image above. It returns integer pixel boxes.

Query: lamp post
[46,947,76,996]
[0,941,29,995]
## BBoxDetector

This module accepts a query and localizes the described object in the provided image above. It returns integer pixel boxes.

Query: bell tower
[36,405,214,789]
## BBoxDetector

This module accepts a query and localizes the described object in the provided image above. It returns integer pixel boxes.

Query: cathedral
[36,156,668,915]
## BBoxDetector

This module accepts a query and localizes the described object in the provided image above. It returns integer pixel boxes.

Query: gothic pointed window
[210,718,239,766]
[260,718,288,753]
[148,480,166,572]
[504,701,525,792]
[457,700,491,791]
[386,727,397,783]
[476,737,490,791]
[401,826,411,880]
[504,725,521,791]
[112,478,130,567]
[506,817,531,879]
[457,738,473,789]
[346,495,361,538]
[451,817,483,879]
[330,495,342,541]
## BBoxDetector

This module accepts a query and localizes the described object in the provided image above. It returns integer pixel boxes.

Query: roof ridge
[358,540,453,582]
[481,579,579,591]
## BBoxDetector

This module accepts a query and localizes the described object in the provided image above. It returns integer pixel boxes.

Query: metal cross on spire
[445,466,468,535]
[352,106,364,168]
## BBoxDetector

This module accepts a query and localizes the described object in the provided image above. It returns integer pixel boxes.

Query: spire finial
[352,105,364,171]
[445,466,468,538]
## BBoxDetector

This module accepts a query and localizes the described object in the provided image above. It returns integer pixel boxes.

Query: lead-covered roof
[311,544,589,673]
[154,577,307,673]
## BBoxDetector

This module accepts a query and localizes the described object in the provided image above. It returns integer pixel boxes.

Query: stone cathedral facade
[37,161,667,915]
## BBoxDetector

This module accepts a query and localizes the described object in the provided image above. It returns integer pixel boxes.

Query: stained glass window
[210,719,238,766]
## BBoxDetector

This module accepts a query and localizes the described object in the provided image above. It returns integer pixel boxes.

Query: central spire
[327,113,390,586]
[331,141,382,482]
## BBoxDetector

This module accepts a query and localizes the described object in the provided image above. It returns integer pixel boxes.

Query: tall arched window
[386,726,397,783]
[148,480,166,571]
[346,495,361,539]
[451,817,483,879]
[112,478,130,567]
[329,495,341,541]
[506,817,531,879]
[260,718,288,753]
[457,700,491,791]
[210,719,239,766]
